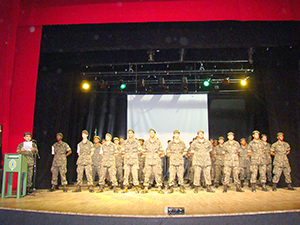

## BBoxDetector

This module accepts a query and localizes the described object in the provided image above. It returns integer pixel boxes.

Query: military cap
[56,133,63,138]
[149,128,156,133]
[261,134,267,138]
[24,132,32,136]
[277,132,284,136]
[128,129,135,133]
[113,137,120,140]
[197,130,204,135]
[105,133,112,138]
[119,136,125,140]
[82,130,89,135]
[173,130,180,134]
[252,130,260,135]
[218,136,225,140]
[138,138,144,142]
[240,137,246,142]
[94,136,100,140]
[227,132,234,136]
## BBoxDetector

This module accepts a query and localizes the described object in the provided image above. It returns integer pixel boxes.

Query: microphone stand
[30,140,42,196]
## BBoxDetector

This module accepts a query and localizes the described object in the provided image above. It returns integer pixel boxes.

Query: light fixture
[119,79,126,90]
[182,76,188,86]
[159,77,165,88]
[82,80,90,90]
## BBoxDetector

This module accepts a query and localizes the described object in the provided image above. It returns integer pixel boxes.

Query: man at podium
[16,132,38,194]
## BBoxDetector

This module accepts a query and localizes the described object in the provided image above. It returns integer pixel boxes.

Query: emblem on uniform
[9,159,17,171]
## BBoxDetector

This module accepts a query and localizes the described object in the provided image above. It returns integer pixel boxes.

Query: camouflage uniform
[190,139,213,186]
[263,141,272,183]
[271,141,292,184]
[51,141,71,186]
[166,140,187,186]
[248,140,267,184]
[76,140,94,186]
[210,149,216,183]
[213,145,225,185]
[143,138,164,187]
[186,147,194,183]
[16,141,38,188]
[223,140,241,186]
[115,144,124,184]
[138,152,145,184]
[99,142,118,186]
[92,143,102,183]
[239,145,250,183]
[122,138,140,186]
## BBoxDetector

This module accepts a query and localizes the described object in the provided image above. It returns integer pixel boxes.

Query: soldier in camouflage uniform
[247,130,268,192]
[16,132,38,194]
[166,130,188,194]
[222,132,244,193]
[98,133,118,193]
[190,130,214,193]
[122,129,141,193]
[49,133,72,192]
[271,132,295,191]
[213,137,225,188]
[138,139,145,186]
[142,129,165,194]
[210,139,218,184]
[92,136,102,185]
[113,137,124,187]
[261,134,272,185]
[73,130,94,193]
[186,141,194,187]
[239,138,250,188]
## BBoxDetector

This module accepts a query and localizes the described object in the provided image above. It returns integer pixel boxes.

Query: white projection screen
[127,94,209,150]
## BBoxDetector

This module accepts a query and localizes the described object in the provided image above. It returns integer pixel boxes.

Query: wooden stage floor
[1,184,300,217]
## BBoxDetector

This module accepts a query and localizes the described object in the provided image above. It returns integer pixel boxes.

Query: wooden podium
[1,154,28,198]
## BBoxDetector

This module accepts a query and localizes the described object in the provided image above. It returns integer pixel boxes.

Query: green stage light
[203,80,210,87]
[119,79,126,90]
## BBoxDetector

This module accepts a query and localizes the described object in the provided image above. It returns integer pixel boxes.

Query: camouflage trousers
[123,164,139,186]
[266,163,273,182]
[138,165,144,183]
[144,164,162,187]
[250,164,266,184]
[92,165,101,182]
[116,164,123,183]
[169,165,184,186]
[224,166,241,185]
[76,164,93,186]
[214,164,224,184]
[210,161,215,181]
[187,161,194,182]
[239,166,250,181]
[272,165,292,184]
[99,165,118,186]
[27,165,33,188]
[51,165,68,185]
[193,165,212,186]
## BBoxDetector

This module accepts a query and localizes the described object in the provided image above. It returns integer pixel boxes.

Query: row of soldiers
[46,129,295,194]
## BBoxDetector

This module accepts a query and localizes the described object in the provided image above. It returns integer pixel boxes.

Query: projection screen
[127,94,209,150]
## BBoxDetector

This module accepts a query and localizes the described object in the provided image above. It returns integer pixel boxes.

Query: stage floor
[1,184,300,217]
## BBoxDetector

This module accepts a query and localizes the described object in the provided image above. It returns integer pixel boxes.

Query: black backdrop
[33,22,300,189]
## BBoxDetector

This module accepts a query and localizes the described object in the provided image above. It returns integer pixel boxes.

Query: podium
[1,154,28,198]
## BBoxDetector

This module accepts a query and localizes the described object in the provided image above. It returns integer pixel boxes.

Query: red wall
[1,0,300,157]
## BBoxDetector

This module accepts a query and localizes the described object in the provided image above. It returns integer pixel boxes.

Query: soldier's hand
[21,147,25,152]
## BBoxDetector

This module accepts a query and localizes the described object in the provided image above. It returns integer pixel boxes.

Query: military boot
[88,186,94,193]
[251,183,256,192]
[287,183,295,190]
[206,185,215,193]
[48,185,55,192]
[113,186,118,193]
[214,182,219,188]
[134,186,139,194]
[179,185,186,194]
[236,184,244,192]
[122,185,128,193]
[194,186,199,194]
[272,183,277,191]
[141,186,148,194]
[262,183,268,192]
[168,186,174,194]
[223,185,227,193]
[97,185,104,193]
[73,186,81,192]
[240,180,244,188]
[63,185,67,192]
[158,186,164,194]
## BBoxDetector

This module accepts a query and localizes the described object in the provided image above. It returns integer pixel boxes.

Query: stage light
[119,79,126,90]
[182,76,188,86]
[241,80,247,86]
[223,76,230,86]
[82,80,90,90]
[159,77,165,88]
[203,80,210,87]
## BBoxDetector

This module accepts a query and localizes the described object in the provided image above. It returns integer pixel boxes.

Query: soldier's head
[173,130,180,140]
[56,133,63,141]
[105,133,112,142]
[127,129,135,139]
[101,138,106,144]
[94,136,100,144]
[240,138,247,146]
[82,130,89,139]
[119,136,125,144]
[213,139,218,147]
[277,132,284,141]
[139,138,144,146]
[218,136,225,145]
[149,129,156,138]
[261,134,267,142]
[227,132,234,141]
[113,137,119,145]
[197,130,204,139]
[24,132,32,142]
[252,130,260,140]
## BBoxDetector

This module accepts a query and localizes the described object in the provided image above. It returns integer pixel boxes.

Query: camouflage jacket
[92,143,102,167]
[271,141,291,167]
[239,145,250,168]
[190,138,212,167]
[101,141,117,167]
[51,141,71,167]
[166,139,187,166]
[76,140,94,165]
[143,138,164,166]
[16,141,38,166]
[115,144,123,167]
[212,145,225,166]
[262,142,272,165]
[248,140,267,165]
[223,140,241,167]
[123,138,140,165]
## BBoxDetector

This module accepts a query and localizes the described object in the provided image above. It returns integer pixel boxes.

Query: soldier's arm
[65,144,72,157]
[247,143,252,157]
[270,144,276,156]
[17,143,24,153]
[77,144,80,156]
